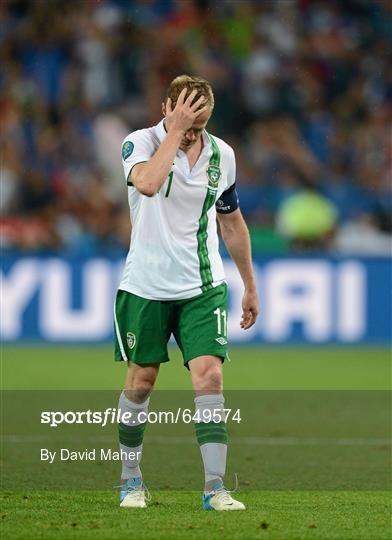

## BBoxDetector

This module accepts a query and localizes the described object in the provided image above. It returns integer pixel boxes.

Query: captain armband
[215,183,239,214]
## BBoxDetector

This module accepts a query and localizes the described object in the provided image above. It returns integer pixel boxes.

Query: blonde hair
[165,75,214,109]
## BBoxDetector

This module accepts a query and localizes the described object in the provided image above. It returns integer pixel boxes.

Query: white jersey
[119,119,236,300]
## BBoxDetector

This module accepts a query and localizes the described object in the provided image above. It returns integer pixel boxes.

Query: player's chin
[180,142,194,150]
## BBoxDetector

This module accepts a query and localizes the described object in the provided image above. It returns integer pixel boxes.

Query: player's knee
[124,383,152,403]
[125,364,158,402]
[124,373,155,402]
[197,364,222,392]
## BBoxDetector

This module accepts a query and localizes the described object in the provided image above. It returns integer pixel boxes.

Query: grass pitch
[1,345,390,390]
[1,346,391,540]
[1,491,390,540]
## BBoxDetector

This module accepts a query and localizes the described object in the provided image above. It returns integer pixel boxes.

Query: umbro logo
[215,337,227,345]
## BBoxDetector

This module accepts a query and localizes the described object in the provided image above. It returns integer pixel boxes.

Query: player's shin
[194,394,228,492]
[117,391,149,482]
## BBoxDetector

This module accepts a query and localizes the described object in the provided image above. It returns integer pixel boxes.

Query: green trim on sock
[195,421,228,445]
[118,422,147,448]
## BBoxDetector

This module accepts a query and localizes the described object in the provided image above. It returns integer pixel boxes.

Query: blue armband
[216,183,239,214]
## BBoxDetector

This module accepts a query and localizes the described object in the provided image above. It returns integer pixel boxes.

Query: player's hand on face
[240,289,260,330]
[164,88,209,134]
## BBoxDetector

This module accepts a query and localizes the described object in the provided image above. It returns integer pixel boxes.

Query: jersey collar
[155,119,167,143]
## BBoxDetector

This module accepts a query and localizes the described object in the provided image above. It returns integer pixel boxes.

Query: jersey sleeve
[121,131,155,185]
[226,147,236,191]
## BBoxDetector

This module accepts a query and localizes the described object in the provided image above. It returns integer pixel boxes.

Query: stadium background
[1,2,391,539]
[1,0,391,345]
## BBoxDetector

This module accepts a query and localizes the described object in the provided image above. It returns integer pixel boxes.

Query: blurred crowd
[1,0,391,255]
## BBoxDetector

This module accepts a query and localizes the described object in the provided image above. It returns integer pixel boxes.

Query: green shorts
[114,283,228,366]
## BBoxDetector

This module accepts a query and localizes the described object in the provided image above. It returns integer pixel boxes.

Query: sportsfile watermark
[41,407,242,427]
[2,390,390,491]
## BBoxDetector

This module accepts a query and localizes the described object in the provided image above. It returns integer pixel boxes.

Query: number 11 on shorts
[214,307,227,336]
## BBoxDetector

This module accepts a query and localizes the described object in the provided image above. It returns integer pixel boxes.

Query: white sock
[194,394,228,491]
[118,392,149,481]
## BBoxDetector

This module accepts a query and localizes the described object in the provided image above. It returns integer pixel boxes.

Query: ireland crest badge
[206,164,221,188]
[126,332,136,350]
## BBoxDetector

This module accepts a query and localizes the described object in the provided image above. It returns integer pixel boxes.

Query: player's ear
[162,102,166,116]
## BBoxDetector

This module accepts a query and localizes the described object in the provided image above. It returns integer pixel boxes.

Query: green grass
[1,346,391,539]
[1,346,390,390]
[1,491,390,540]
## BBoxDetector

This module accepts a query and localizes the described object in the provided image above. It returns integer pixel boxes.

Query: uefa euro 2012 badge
[206,164,221,189]
[122,141,134,160]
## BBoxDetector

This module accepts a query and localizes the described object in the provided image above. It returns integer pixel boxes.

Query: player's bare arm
[131,88,208,197]
[217,209,260,329]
